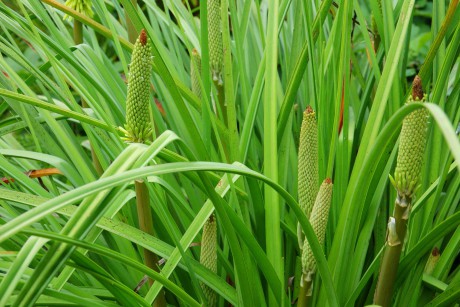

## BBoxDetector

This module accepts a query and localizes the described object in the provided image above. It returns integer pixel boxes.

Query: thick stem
[126,0,138,43]
[297,274,312,307]
[373,196,409,307]
[135,180,166,307]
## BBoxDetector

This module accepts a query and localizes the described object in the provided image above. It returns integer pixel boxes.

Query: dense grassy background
[0,0,459,306]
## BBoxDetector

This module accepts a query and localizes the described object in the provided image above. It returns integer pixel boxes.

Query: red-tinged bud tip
[139,29,147,45]
[305,106,314,114]
[412,75,423,100]
[324,178,332,184]
[432,247,440,257]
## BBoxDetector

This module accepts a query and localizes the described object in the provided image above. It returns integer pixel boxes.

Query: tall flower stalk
[297,106,319,248]
[121,29,165,306]
[297,106,320,306]
[374,75,429,307]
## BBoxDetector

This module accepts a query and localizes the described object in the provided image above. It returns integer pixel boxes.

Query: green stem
[135,180,166,307]
[126,0,138,43]
[373,196,409,307]
[73,20,83,45]
[297,274,312,307]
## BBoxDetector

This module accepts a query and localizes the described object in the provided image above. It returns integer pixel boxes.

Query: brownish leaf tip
[139,29,147,45]
[192,48,199,56]
[324,178,332,184]
[432,247,440,257]
[305,105,314,114]
[208,214,215,223]
[412,75,423,100]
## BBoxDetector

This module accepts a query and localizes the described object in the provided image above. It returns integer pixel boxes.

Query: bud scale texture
[122,29,153,144]
[393,76,428,199]
[200,215,217,306]
[207,0,223,84]
[298,106,319,219]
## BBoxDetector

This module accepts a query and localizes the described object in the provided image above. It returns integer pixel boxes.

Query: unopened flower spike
[297,106,319,248]
[298,106,319,219]
[207,0,223,84]
[302,178,333,281]
[200,214,218,306]
[63,0,93,20]
[392,75,429,201]
[120,29,153,144]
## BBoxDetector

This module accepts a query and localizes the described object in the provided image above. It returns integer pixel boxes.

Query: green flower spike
[63,0,93,20]
[297,106,319,248]
[120,29,153,144]
[374,75,429,307]
[191,49,202,99]
[298,106,319,219]
[391,75,429,203]
[200,215,218,306]
[207,0,223,84]
[302,178,333,283]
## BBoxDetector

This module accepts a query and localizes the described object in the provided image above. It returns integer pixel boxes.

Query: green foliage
[0,0,458,306]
